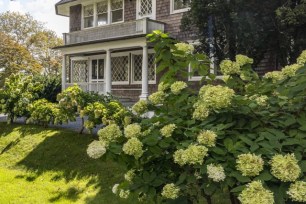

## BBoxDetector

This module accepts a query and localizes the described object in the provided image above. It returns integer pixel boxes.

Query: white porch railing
[63,18,165,45]
[65,82,106,94]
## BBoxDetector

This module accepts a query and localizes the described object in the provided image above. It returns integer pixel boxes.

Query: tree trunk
[79,117,85,134]
[230,192,239,204]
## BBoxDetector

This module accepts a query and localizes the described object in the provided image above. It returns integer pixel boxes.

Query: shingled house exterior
[55,0,197,100]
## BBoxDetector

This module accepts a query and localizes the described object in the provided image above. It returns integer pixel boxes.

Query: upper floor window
[84,5,94,28]
[83,0,124,29]
[171,0,190,14]
[97,1,108,25]
[111,0,124,23]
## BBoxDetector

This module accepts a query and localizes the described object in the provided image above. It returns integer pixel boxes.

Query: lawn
[0,123,138,204]
[0,123,230,204]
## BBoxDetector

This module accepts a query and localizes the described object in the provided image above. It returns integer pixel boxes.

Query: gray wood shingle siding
[70,5,82,32]
[64,0,195,42]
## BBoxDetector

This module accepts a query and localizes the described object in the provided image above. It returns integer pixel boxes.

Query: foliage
[86,32,306,204]
[0,73,42,123]
[0,11,63,79]
[33,74,61,103]
[147,30,212,83]
[57,84,130,132]
[0,32,41,86]
[27,99,69,127]
[182,0,306,66]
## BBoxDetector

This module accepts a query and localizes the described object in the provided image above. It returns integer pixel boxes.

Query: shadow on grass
[49,187,84,202]
[16,126,135,204]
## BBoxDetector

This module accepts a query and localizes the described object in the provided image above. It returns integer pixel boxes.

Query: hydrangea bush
[27,99,69,127]
[0,73,43,123]
[86,31,306,204]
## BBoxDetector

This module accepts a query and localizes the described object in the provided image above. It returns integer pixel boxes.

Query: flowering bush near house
[0,73,43,123]
[87,31,306,204]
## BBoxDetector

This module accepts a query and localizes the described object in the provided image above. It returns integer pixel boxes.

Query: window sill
[170,8,190,15]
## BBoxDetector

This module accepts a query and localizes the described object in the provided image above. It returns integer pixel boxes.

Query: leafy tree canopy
[182,0,306,67]
[0,11,63,82]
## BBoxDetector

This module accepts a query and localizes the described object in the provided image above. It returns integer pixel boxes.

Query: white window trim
[81,0,124,30]
[187,41,223,81]
[170,0,190,15]
[111,52,130,85]
[130,50,156,85]
[70,57,90,83]
[89,56,105,83]
[136,0,156,20]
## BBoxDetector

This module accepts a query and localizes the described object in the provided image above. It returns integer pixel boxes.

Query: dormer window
[82,1,124,29]
[171,0,190,14]
[84,5,94,28]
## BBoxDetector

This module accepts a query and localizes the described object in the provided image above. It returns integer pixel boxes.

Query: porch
[61,37,158,100]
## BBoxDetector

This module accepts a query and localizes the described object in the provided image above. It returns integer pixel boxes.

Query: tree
[28,30,63,75]
[182,0,306,67]
[0,32,41,86]
[0,11,63,77]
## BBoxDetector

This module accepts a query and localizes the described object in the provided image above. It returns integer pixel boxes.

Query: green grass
[0,123,137,204]
[0,123,230,204]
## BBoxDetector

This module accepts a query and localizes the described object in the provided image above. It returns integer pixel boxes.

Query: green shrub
[33,75,61,103]
[0,73,42,123]
[57,84,129,132]
[27,99,69,127]
[86,32,306,204]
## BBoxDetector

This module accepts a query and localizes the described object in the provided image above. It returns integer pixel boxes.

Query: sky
[0,0,69,36]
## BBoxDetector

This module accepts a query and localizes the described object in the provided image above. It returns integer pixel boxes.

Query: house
[55,0,198,101]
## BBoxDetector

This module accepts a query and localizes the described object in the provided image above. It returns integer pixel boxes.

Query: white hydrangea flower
[87,140,106,159]
[112,184,119,194]
[207,164,226,182]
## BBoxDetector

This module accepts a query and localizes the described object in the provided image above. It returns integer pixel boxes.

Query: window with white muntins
[131,53,156,84]
[171,0,191,14]
[83,0,124,29]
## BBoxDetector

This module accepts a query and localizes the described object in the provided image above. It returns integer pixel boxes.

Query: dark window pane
[84,16,94,28]
[98,59,104,79]
[174,0,190,10]
[111,9,123,23]
[92,60,97,79]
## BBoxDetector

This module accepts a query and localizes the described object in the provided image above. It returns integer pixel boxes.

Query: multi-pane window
[111,0,123,23]
[139,0,153,17]
[97,1,108,26]
[83,1,123,29]
[172,0,190,13]
[112,56,129,83]
[72,60,89,82]
[132,53,156,83]
[92,59,105,81]
[84,5,94,28]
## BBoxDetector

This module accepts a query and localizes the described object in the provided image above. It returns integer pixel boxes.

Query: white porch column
[61,55,66,91]
[140,45,149,100]
[105,49,112,94]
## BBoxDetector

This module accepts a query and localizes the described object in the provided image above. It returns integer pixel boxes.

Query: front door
[137,0,156,19]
